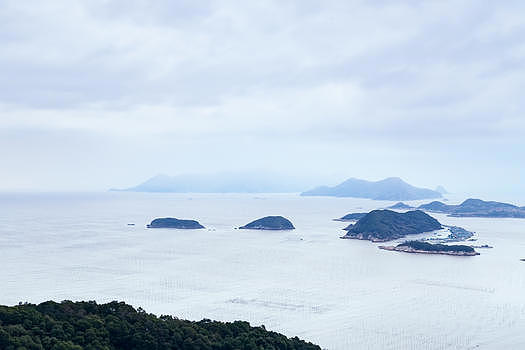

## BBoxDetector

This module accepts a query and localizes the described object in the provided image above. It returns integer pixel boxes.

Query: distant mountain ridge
[114,173,309,193]
[301,177,442,200]
[417,198,525,218]
[334,212,368,222]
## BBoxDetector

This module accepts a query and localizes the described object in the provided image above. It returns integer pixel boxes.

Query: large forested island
[387,202,414,209]
[147,218,205,229]
[301,177,442,200]
[239,216,295,230]
[417,198,525,218]
[379,240,479,256]
[0,301,320,350]
[341,210,442,242]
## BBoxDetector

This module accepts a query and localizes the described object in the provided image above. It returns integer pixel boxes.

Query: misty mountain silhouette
[114,173,309,193]
[301,177,442,200]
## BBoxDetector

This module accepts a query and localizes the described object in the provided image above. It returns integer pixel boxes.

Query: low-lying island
[147,217,205,229]
[379,240,480,256]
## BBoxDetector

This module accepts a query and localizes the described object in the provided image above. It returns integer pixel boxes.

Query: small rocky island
[334,212,368,222]
[341,210,442,242]
[239,216,295,230]
[379,240,479,256]
[418,201,456,213]
[387,202,414,210]
[147,218,205,229]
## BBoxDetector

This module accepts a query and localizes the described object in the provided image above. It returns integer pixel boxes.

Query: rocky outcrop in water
[379,240,479,256]
[147,218,205,229]
[239,216,295,230]
[342,210,442,242]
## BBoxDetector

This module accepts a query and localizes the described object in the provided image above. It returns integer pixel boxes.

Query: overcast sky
[1,0,524,197]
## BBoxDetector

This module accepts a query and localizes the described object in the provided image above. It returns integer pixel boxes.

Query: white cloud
[1,0,524,194]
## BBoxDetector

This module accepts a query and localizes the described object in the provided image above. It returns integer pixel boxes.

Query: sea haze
[1,192,524,349]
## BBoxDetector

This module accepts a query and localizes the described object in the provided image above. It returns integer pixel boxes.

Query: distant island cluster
[117,175,446,200]
[147,209,487,257]
[126,175,525,259]
[146,209,489,258]
[387,198,525,218]
[121,174,524,217]
[419,198,525,218]
[337,209,482,256]
[334,198,525,220]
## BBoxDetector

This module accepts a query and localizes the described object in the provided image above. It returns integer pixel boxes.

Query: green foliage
[0,301,320,350]
[345,210,442,240]
[239,216,295,230]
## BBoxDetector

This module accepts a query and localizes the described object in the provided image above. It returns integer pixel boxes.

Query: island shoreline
[379,245,480,256]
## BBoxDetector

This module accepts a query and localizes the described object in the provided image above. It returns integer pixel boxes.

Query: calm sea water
[1,192,524,349]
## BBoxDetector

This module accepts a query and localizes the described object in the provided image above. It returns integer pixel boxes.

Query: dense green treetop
[239,216,295,230]
[398,240,475,253]
[147,218,205,229]
[0,301,320,350]
[343,210,442,241]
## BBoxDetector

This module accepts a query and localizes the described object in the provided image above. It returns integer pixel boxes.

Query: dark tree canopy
[147,218,205,229]
[343,210,442,241]
[0,301,320,350]
[239,216,295,230]
[398,240,475,253]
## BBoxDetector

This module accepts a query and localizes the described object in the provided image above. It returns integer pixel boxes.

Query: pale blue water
[1,192,524,349]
